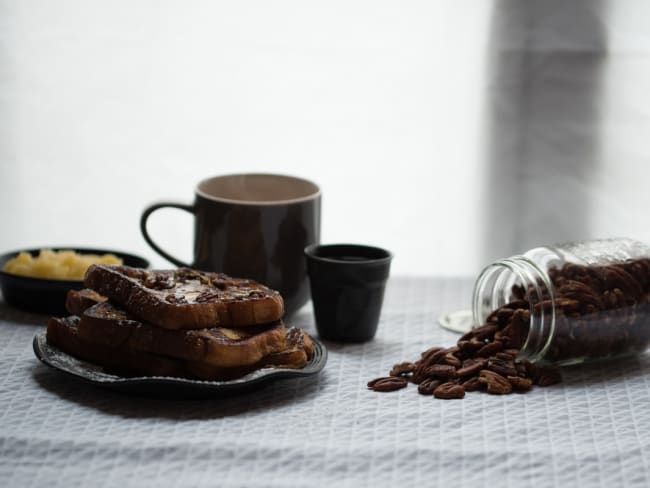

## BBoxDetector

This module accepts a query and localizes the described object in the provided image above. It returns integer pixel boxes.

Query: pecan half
[433,382,465,399]
[144,273,175,290]
[476,341,504,358]
[471,323,500,341]
[496,351,516,361]
[165,293,188,304]
[389,362,416,377]
[367,377,408,392]
[442,353,462,368]
[419,348,448,367]
[458,339,486,355]
[195,291,220,303]
[507,375,532,391]
[417,379,441,395]
[478,370,512,394]
[420,346,444,359]
[604,265,643,298]
[461,376,484,392]
[423,364,457,380]
[496,308,514,324]
[456,358,487,378]
[486,358,517,377]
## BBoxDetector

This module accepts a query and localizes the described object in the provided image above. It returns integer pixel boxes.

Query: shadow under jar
[472,238,650,366]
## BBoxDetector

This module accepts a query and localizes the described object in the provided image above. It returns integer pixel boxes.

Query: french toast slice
[47,316,190,378]
[77,301,289,368]
[83,265,284,329]
[65,288,106,316]
[47,316,311,381]
[263,327,315,368]
[187,327,315,380]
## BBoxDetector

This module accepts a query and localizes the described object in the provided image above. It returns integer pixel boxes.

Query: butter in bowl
[0,248,149,314]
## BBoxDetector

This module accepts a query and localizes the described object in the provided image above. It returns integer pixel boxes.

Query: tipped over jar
[472,238,650,366]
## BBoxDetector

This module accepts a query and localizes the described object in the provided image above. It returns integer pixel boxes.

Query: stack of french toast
[46,264,314,380]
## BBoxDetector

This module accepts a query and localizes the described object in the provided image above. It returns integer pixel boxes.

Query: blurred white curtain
[1,1,649,276]
[482,0,650,266]
[0,1,492,276]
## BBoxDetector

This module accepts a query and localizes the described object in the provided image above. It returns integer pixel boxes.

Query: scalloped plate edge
[33,333,327,397]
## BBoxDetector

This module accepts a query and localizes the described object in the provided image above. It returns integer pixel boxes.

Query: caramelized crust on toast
[66,289,106,316]
[83,265,284,329]
[187,327,315,380]
[47,317,315,381]
[50,268,313,381]
[77,301,289,367]
[263,327,314,367]
[47,316,190,378]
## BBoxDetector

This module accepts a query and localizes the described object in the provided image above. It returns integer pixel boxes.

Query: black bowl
[0,247,150,315]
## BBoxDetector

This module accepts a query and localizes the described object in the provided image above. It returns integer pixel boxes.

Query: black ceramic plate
[33,333,327,398]
[0,247,150,314]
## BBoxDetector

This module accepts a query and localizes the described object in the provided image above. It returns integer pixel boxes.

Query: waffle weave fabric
[2,277,650,488]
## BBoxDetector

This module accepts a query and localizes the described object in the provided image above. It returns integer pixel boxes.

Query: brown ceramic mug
[140,173,321,316]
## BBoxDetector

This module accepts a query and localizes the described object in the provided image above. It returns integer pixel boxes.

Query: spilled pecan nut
[367,376,408,392]
[417,379,442,395]
[419,348,448,367]
[456,358,487,378]
[507,375,532,391]
[476,341,504,358]
[486,358,518,377]
[458,340,486,354]
[389,362,415,377]
[461,376,483,392]
[478,370,512,394]
[470,324,499,341]
[442,353,462,368]
[433,382,465,399]
[424,364,457,379]
[420,346,444,359]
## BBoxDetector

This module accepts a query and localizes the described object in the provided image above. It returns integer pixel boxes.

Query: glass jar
[472,238,650,366]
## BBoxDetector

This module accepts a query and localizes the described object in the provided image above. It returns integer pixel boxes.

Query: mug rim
[195,173,321,206]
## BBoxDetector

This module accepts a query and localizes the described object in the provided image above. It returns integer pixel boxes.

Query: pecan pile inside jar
[544,259,650,363]
[368,257,650,399]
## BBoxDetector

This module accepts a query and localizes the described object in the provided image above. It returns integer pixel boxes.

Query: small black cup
[304,243,392,342]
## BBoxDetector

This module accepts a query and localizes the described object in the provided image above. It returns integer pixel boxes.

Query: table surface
[2,277,650,488]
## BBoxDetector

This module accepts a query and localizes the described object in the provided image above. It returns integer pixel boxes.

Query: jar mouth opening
[472,256,556,362]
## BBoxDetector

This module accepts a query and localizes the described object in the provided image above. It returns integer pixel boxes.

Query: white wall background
[1,1,649,276]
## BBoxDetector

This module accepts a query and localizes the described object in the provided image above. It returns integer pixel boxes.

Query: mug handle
[140,202,195,268]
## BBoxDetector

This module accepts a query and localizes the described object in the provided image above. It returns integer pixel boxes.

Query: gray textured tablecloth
[1,277,650,488]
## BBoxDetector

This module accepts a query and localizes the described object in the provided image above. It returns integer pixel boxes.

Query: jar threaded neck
[472,255,556,363]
